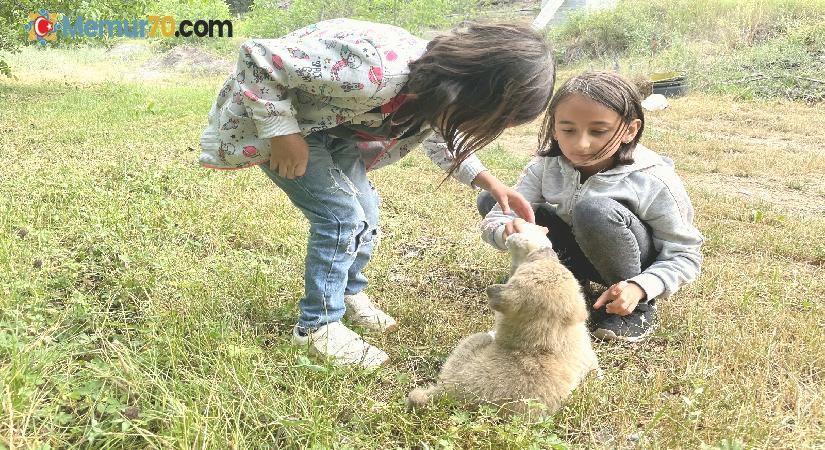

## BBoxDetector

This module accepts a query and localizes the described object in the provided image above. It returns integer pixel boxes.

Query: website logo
[23,9,232,43]
[25,9,62,45]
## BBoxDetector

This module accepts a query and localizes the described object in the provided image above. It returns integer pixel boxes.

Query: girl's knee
[572,197,631,232]
[336,218,375,257]
[476,191,497,217]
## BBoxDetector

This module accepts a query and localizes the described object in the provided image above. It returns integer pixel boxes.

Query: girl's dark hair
[538,71,645,166]
[393,22,556,177]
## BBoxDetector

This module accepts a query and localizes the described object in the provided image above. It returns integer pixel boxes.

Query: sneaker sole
[291,330,391,368]
[591,324,656,343]
[354,323,399,334]
[296,342,391,369]
[344,314,399,334]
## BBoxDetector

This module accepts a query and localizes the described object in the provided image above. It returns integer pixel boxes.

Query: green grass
[548,0,825,102]
[2,38,825,449]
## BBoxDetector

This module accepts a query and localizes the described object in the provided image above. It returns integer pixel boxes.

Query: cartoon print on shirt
[330,45,363,81]
[221,117,239,130]
[218,141,236,162]
[242,146,258,157]
[367,66,382,87]
[243,90,260,102]
[296,59,323,82]
[265,102,281,117]
[341,81,365,92]
[218,83,232,99]
[243,41,268,57]
[271,54,284,70]
[252,65,273,83]
[287,47,310,60]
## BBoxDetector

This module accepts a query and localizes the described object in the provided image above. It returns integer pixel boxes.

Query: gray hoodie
[480,144,703,300]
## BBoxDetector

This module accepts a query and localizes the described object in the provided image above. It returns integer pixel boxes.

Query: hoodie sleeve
[630,172,704,300]
[480,157,546,250]
[421,132,487,186]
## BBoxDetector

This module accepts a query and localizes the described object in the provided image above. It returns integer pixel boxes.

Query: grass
[2,33,825,450]
[548,0,825,103]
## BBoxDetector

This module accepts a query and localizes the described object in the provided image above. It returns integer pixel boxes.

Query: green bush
[550,0,825,62]
[548,0,825,102]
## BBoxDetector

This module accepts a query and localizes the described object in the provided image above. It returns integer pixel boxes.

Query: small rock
[628,433,640,442]
[641,94,668,111]
[17,228,28,238]
[32,259,42,269]
[123,406,140,420]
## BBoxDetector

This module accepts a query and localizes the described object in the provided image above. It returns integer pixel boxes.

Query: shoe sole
[591,323,657,343]
[292,330,391,368]
[295,341,391,369]
[344,313,399,334]
[353,323,399,334]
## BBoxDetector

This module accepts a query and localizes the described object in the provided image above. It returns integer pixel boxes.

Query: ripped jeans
[261,133,380,330]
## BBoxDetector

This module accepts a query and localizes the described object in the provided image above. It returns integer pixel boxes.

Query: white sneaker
[291,321,389,369]
[344,292,399,333]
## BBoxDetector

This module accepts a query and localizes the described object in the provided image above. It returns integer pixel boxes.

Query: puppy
[408,232,599,418]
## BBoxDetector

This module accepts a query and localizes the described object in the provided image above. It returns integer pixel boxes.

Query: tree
[0,0,155,77]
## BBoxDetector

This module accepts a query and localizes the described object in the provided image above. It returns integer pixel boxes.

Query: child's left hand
[472,172,534,223]
[490,185,534,223]
[592,280,647,316]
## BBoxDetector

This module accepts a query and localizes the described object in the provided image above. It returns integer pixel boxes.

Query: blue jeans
[261,133,380,330]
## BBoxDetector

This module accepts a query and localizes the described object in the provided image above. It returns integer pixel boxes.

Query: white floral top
[199,18,487,186]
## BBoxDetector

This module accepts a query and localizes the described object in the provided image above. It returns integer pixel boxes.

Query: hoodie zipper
[570,171,594,217]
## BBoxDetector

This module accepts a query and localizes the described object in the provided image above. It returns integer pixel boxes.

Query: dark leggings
[478,192,656,298]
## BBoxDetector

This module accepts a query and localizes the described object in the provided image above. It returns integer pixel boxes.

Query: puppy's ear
[486,284,515,313]
[551,288,589,325]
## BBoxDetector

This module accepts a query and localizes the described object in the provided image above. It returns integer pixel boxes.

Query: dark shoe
[591,303,658,343]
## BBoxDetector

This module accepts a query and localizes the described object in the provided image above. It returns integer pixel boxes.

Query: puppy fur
[408,233,599,418]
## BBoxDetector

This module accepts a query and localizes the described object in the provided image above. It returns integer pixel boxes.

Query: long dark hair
[393,22,556,177]
[538,71,645,165]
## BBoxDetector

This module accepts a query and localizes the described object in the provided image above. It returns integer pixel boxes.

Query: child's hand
[472,172,535,223]
[503,218,548,240]
[592,280,647,316]
[490,185,535,224]
[270,134,309,179]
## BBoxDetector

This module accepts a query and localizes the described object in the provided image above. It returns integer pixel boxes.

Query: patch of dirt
[106,43,150,60]
[140,45,232,76]
[682,172,825,215]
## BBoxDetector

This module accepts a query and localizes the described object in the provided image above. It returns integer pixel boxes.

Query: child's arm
[630,185,703,300]
[479,157,546,251]
[421,133,539,224]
